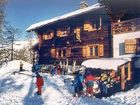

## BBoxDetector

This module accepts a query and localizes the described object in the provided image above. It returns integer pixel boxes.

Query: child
[36,73,44,95]
[73,70,84,97]
[85,73,96,97]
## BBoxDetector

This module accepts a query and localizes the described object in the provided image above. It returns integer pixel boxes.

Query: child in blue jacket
[73,70,84,97]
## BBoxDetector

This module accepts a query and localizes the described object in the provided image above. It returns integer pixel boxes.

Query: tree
[0,0,8,66]
[0,0,6,29]
[25,32,37,63]
[0,23,21,62]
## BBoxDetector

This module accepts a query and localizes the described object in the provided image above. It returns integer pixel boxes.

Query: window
[82,44,104,57]
[42,35,48,40]
[83,21,94,32]
[57,48,70,58]
[125,39,137,54]
[89,45,98,56]
[42,31,54,40]
[136,38,140,54]
[57,27,69,37]
[74,27,81,41]
[58,49,62,57]
[63,50,66,57]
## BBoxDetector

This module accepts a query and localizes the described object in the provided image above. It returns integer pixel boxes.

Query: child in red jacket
[36,74,44,95]
[85,73,96,96]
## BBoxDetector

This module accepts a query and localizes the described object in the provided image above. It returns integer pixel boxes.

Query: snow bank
[81,58,130,70]
[103,83,140,105]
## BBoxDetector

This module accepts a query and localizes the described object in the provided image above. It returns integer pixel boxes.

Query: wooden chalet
[27,3,111,65]
[27,0,140,91]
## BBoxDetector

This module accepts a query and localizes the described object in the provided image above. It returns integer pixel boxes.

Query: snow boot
[36,91,41,95]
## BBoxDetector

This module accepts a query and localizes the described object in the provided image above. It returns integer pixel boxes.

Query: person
[85,73,96,97]
[51,65,57,76]
[36,73,44,95]
[19,61,23,71]
[99,73,108,96]
[73,70,84,97]
[56,65,61,75]
[32,64,40,73]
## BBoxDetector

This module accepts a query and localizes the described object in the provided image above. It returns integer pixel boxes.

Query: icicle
[72,60,76,73]
[94,24,97,30]
[98,17,102,30]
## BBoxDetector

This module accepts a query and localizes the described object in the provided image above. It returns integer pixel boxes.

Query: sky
[5,0,98,39]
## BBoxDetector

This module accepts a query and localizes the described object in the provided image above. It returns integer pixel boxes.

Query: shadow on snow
[0,77,24,93]
[23,77,44,105]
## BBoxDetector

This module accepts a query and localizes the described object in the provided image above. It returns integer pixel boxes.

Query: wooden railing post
[127,62,131,80]
[121,65,126,90]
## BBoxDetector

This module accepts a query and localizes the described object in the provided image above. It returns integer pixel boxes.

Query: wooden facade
[32,7,111,65]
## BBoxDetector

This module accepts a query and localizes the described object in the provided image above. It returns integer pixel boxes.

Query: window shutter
[74,27,81,41]
[51,48,56,58]
[66,48,71,57]
[98,44,104,56]
[56,49,59,58]
[86,46,90,57]
[125,39,137,54]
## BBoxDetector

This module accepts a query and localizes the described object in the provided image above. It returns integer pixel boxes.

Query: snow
[26,3,102,31]
[0,60,32,75]
[103,84,140,105]
[0,60,140,105]
[81,58,131,70]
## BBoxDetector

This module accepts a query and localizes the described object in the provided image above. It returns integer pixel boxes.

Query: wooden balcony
[112,18,140,35]
[41,27,110,48]
[54,34,76,46]
[41,34,76,48]
[80,26,109,42]
[41,39,54,47]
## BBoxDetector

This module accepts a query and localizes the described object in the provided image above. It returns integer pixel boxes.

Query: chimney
[80,0,89,9]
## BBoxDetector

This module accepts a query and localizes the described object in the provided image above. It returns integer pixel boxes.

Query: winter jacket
[36,76,44,86]
[85,74,96,87]
[73,73,84,87]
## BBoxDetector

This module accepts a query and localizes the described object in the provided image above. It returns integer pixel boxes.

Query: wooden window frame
[56,48,71,58]
[83,44,104,58]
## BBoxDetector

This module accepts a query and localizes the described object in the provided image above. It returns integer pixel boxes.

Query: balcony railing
[40,26,109,47]
[41,33,76,47]
[41,39,54,47]
[112,18,140,35]
[54,33,76,46]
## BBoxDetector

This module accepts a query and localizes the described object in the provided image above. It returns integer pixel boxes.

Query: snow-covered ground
[0,60,140,105]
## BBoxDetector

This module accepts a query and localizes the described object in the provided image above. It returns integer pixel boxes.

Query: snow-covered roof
[81,58,131,70]
[26,3,102,32]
